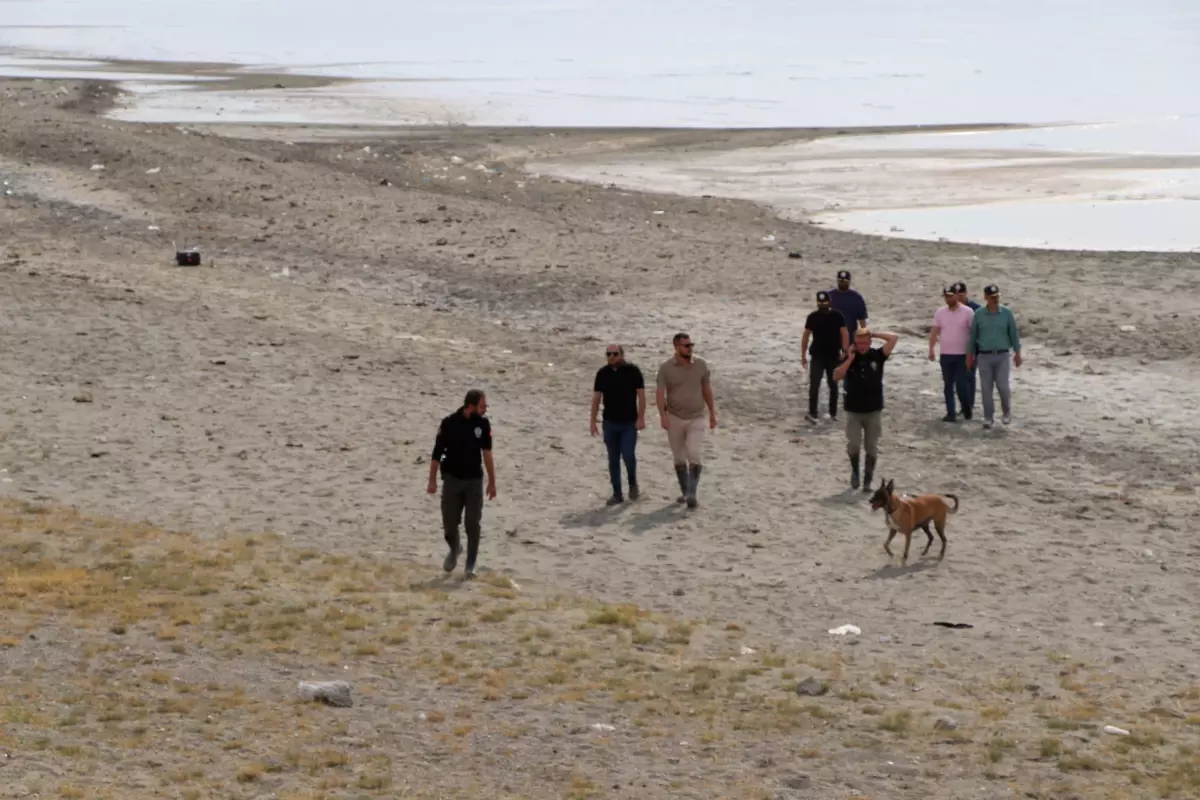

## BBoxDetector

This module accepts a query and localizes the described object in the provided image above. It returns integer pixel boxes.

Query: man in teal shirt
[966,284,1023,429]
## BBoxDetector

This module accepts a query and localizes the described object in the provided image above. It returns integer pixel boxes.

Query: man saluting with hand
[427,389,496,579]
[834,325,899,491]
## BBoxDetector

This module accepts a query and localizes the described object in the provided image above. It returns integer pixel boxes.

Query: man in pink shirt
[928,286,976,422]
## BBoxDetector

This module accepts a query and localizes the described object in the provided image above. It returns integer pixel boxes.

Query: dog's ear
[885,478,894,493]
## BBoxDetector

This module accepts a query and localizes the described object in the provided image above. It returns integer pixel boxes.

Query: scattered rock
[880,762,920,777]
[72,392,93,403]
[1103,725,1129,736]
[788,251,803,259]
[298,680,353,708]
[782,775,811,790]
[796,677,827,696]
[934,716,958,731]
[672,588,685,596]
[435,238,449,246]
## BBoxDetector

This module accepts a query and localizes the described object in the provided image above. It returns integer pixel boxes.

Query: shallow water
[3,0,1199,250]
[806,130,1200,252]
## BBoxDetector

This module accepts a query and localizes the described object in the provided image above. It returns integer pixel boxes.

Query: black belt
[977,349,1009,354]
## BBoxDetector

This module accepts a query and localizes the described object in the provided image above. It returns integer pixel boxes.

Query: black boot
[863,455,876,493]
[849,453,860,490]
[674,464,689,504]
[686,464,703,509]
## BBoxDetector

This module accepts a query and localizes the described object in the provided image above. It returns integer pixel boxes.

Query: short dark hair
[463,389,486,407]
[672,332,690,345]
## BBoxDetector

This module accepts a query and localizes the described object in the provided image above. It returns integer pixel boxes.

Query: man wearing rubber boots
[834,325,899,491]
[656,332,717,509]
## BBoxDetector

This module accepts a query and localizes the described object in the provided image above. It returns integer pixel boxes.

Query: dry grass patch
[0,499,1197,798]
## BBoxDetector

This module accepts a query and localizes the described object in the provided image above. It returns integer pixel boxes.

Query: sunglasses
[606,351,621,357]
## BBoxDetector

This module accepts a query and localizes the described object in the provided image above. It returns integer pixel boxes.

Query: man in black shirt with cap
[427,389,496,578]
[801,290,849,424]
[834,325,899,491]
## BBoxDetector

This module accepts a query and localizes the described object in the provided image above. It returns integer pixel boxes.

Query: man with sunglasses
[590,344,646,504]
[656,333,717,509]
[802,289,850,424]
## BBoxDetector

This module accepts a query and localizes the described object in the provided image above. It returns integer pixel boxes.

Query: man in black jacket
[427,389,496,578]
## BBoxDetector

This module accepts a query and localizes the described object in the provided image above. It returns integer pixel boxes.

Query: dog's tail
[943,493,959,513]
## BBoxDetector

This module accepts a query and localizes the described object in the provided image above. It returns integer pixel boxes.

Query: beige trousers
[666,413,706,465]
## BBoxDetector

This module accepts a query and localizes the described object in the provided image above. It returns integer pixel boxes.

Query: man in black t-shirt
[427,389,496,578]
[801,290,850,424]
[590,344,646,504]
[834,326,899,491]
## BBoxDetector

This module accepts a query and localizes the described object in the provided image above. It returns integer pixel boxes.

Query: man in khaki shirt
[655,332,718,509]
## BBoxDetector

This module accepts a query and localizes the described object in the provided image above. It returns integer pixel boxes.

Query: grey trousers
[845,411,882,458]
[976,352,1012,421]
[441,474,483,565]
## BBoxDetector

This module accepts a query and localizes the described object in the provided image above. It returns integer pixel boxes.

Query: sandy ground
[2,78,1199,798]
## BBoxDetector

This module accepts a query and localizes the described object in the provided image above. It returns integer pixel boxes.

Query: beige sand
[1,78,1198,798]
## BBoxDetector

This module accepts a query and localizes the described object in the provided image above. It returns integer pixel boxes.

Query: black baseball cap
[942,285,954,295]
[951,281,967,294]
[983,284,1000,296]
[816,290,830,302]
[836,270,851,281]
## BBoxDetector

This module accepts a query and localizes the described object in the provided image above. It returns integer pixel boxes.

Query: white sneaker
[983,420,994,430]
[1002,414,1011,425]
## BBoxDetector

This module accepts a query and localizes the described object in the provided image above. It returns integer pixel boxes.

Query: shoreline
[8,56,1200,253]
[2,76,1199,798]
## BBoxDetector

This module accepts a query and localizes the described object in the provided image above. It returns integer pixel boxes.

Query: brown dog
[868,478,959,564]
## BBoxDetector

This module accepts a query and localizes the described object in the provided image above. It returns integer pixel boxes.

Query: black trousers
[808,354,839,417]
[441,474,483,565]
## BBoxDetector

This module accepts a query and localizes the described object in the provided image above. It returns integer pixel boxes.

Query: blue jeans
[965,355,977,415]
[602,420,638,496]
[939,354,972,419]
